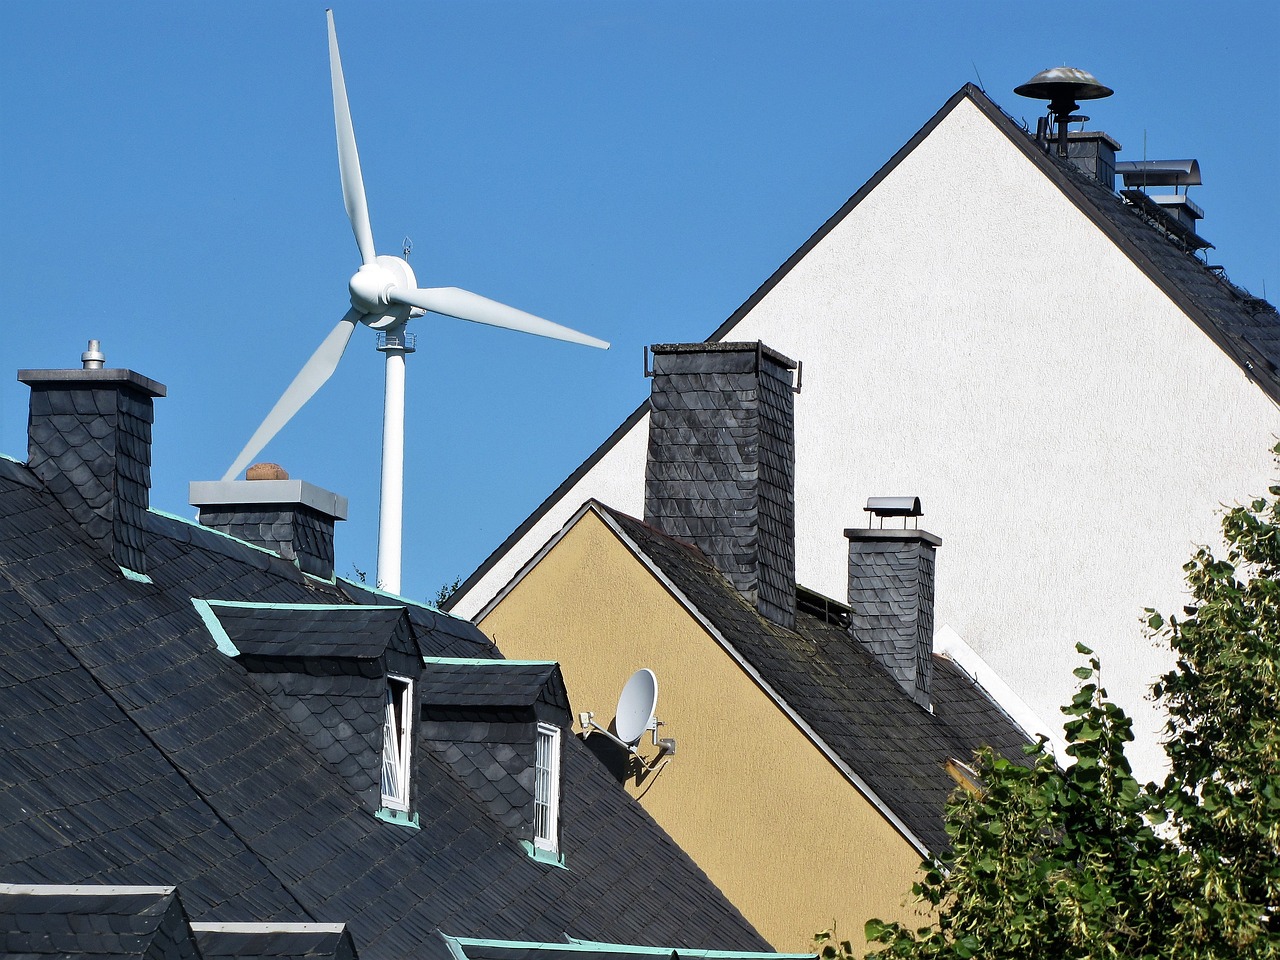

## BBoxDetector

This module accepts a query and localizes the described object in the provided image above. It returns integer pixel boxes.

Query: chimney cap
[845,527,942,547]
[864,496,923,518]
[1116,158,1202,188]
[649,341,797,369]
[189,479,348,521]
[18,367,167,398]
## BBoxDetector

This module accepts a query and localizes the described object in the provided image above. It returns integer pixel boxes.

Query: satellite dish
[221,9,609,594]
[614,668,658,746]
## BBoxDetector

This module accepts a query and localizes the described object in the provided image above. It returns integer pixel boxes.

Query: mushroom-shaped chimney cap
[1014,66,1113,107]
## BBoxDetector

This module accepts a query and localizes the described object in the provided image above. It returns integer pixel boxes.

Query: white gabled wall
[457,94,1278,780]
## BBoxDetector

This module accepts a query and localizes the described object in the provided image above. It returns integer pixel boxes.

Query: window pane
[533,724,558,851]
[382,678,411,810]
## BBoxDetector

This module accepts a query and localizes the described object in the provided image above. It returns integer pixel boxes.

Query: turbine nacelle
[349,255,423,328]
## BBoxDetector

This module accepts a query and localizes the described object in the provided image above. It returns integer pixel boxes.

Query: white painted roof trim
[472,499,603,623]
[0,883,175,896]
[934,623,1069,764]
[190,923,347,933]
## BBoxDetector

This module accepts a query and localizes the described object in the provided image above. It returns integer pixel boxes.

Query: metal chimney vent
[864,497,923,529]
[1115,159,1212,251]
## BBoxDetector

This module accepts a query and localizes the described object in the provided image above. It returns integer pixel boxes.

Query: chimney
[644,342,799,628]
[1115,159,1209,250]
[845,498,941,708]
[1066,130,1121,188]
[189,464,347,580]
[18,341,166,576]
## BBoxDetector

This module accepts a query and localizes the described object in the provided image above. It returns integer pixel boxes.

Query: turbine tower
[223,10,608,595]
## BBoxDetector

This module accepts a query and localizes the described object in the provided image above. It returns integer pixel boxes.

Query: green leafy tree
[1147,479,1280,954]
[838,458,1280,959]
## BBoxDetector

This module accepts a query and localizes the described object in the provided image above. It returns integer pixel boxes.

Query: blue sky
[2,1,1276,603]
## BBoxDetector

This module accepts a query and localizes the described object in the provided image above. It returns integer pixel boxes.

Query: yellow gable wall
[479,508,927,951]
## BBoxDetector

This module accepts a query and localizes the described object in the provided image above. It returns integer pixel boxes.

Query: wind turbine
[223,9,609,595]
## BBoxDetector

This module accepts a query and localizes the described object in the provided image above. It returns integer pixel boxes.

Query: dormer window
[533,723,561,853]
[382,676,413,811]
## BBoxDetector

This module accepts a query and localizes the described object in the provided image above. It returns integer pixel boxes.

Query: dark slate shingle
[0,462,769,960]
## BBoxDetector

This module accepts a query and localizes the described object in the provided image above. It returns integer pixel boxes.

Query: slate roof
[596,504,1031,855]
[0,886,199,960]
[0,453,770,959]
[444,83,1280,613]
[0,884,359,960]
[420,660,569,712]
[205,603,414,660]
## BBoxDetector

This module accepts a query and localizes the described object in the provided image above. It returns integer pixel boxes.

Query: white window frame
[533,722,561,853]
[381,675,413,812]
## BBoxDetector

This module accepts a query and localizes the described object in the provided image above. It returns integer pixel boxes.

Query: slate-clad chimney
[645,342,798,628]
[18,342,166,576]
[1066,130,1120,188]
[844,524,942,708]
[189,466,347,579]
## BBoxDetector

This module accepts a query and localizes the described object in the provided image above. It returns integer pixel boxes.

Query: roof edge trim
[448,85,984,616]
[444,405,652,613]
[566,936,813,959]
[423,656,557,667]
[202,599,404,612]
[148,507,285,560]
[190,923,348,933]
[448,936,812,960]
[0,883,176,896]
[335,575,454,616]
[703,83,980,344]
[934,624,1068,762]
[472,499,601,624]
[958,85,1280,404]
[591,506,931,858]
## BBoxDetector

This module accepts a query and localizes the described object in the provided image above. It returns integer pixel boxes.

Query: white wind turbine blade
[327,9,376,265]
[222,309,363,481]
[388,286,610,349]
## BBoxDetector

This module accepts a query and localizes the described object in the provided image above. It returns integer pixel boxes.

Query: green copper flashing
[335,575,431,608]
[375,807,419,830]
[192,599,240,657]
[202,599,404,613]
[119,567,153,584]
[147,508,283,559]
[518,840,567,869]
[422,657,557,667]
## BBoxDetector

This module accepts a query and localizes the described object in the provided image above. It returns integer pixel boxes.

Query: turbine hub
[349,255,419,329]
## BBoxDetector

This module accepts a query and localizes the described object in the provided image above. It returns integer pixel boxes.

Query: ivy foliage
[838,459,1280,960]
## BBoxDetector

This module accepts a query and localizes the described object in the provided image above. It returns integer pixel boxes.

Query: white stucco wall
[457,96,1279,781]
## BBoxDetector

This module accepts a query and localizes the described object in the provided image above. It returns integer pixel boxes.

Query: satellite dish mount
[580,668,676,773]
